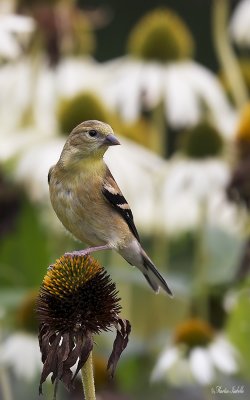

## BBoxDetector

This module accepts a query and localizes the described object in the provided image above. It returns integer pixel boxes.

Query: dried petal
[72,332,93,382]
[107,318,131,378]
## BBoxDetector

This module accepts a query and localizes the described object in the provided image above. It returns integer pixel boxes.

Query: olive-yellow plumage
[48,120,172,295]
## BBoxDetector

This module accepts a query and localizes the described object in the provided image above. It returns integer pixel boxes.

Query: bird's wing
[102,167,141,242]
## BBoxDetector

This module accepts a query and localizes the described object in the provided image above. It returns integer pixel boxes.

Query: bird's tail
[140,250,173,297]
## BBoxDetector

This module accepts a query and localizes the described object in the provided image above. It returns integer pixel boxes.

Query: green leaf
[226,284,250,379]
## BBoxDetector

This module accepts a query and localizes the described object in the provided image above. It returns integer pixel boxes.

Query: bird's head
[60,120,120,166]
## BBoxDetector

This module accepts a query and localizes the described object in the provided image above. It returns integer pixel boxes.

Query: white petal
[189,347,214,385]
[0,60,34,131]
[15,137,64,202]
[34,63,57,133]
[166,356,194,386]
[56,57,105,98]
[0,15,35,33]
[230,0,250,47]
[207,191,245,235]
[108,61,142,122]
[139,62,163,109]
[209,336,238,374]
[151,346,180,381]
[0,30,20,59]
[164,64,200,128]
[0,333,42,381]
[160,158,234,235]
[181,62,235,133]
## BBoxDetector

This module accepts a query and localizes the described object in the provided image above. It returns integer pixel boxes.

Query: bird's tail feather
[141,251,173,297]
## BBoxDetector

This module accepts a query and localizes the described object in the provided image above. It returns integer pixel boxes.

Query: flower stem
[194,201,209,321]
[151,101,167,157]
[0,367,12,400]
[81,351,96,400]
[212,0,248,109]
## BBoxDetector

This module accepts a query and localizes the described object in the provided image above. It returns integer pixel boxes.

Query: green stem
[81,351,96,400]
[0,367,12,400]
[151,101,167,157]
[212,0,248,109]
[193,201,209,320]
[151,167,169,268]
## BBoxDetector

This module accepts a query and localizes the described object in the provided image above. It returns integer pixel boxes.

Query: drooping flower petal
[151,346,180,381]
[189,347,214,385]
[107,318,131,378]
[209,336,238,375]
[230,0,250,47]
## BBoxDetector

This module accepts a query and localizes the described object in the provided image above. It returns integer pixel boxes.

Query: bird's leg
[64,244,112,258]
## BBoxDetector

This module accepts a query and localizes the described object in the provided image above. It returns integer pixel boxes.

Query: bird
[48,120,172,296]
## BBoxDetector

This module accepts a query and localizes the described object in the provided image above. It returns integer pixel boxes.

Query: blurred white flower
[15,136,64,203]
[160,158,244,235]
[101,57,236,137]
[230,0,250,47]
[0,333,41,381]
[0,13,35,60]
[152,334,238,386]
[1,56,89,137]
[0,59,57,134]
[0,61,33,132]
[55,57,108,99]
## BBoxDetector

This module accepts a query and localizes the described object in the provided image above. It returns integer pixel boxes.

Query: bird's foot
[64,249,91,258]
[64,245,111,258]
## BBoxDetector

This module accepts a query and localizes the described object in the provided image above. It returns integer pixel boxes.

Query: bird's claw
[64,250,89,258]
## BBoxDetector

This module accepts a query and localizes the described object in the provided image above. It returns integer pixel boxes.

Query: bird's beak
[104,134,120,146]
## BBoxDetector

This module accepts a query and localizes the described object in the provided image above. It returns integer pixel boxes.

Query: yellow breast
[49,160,112,245]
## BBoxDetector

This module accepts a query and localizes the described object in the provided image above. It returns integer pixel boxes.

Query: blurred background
[1,0,250,399]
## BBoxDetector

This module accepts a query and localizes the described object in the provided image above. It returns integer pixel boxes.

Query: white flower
[14,135,65,203]
[0,13,35,60]
[230,0,250,47]
[0,58,58,134]
[55,57,108,99]
[152,335,238,386]
[0,56,110,135]
[160,157,244,235]
[0,61,34,132]
[100,57,236,137]
[0,333,41,381]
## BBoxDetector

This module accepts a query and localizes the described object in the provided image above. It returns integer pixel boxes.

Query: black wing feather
[102,169,141,243]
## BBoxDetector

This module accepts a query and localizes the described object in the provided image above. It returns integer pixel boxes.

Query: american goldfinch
[48,120,172,296]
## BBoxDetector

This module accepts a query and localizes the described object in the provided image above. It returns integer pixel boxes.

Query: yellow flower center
[43,255,102,299]
[181,121,224,159]
[236,103,250,144]
[127,8,194,63]
[174,319,214,348]
[16,289,39,334]
[58,92,112,134]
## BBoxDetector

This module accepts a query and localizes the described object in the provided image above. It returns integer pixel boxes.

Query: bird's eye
[88,130,98,137]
